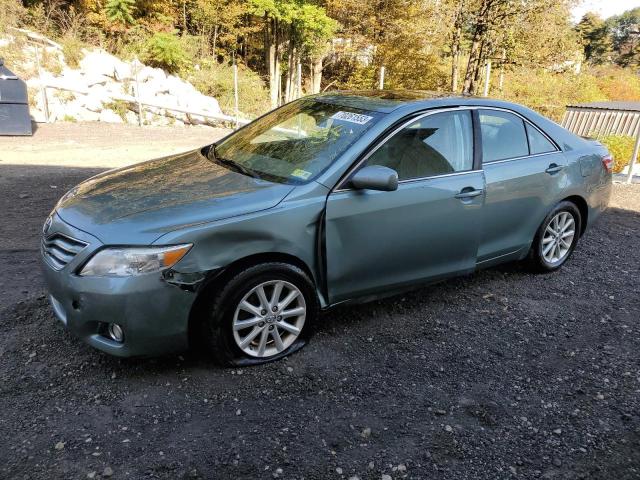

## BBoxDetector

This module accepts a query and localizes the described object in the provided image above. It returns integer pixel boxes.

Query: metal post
[378,66,385,90]
[233,61,239,129]
[483,60,491,97]
[34,44,50,122]
[133,57,143,127]
[627,126,640,184]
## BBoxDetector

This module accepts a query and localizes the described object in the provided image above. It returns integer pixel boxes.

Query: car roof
[314,90,533,115]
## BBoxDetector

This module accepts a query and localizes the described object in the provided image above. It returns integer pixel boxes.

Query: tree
[608,8,640,67]
[250,0,336,106]
[576,13,612,64]
[105,0,136,26]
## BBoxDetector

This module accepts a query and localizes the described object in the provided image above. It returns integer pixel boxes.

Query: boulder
[99,109,123,123]
[138,66,167,84]
[125,111,140,125]
[80,50,132,81]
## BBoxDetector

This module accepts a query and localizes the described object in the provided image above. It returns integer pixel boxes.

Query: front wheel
[200,262,319,366]
[528,201,582,272]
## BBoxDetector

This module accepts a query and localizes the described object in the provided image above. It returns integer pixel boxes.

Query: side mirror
[350,165,398,192]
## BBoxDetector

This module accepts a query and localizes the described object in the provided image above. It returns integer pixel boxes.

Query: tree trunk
[451,0,464,92]
[310,56,323,94]
[498,48,506,91]
[212,24,218,58]
[463,0,491,94]
[265,16,279,109]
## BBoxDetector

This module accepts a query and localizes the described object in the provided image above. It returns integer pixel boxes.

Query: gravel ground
[1,159,639,480]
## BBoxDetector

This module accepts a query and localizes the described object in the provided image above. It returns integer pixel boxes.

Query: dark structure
[0,58,32,136]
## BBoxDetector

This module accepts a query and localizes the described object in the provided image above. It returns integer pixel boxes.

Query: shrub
[60,36,85,69]
[141,32,189,74]
[599,135,638,173]
[0,0,26,33]
[187,61,270,118]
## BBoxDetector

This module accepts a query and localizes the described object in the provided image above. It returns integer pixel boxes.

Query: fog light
[107,323,124,343]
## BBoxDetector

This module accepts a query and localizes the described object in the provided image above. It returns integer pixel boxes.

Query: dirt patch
[0,158,639,479]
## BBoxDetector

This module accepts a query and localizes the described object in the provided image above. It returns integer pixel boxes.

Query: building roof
[567,101,640,112]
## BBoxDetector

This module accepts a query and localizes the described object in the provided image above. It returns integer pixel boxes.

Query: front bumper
[41,213,195,357]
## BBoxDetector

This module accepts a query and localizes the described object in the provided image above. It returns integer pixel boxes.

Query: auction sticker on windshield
[331,111,373,125]
[291,168,313,180]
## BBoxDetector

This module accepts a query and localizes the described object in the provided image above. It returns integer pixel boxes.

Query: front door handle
[454,188,484,199]
[545,164,564,174]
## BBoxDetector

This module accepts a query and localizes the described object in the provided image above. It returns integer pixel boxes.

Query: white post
[378,66,385,90]
[133,57,143,127]
[233,61,239,129]
[483,60,491,97]
[34,45,50,123]
[627,126,640,184]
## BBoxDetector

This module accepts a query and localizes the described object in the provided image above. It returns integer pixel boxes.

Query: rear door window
[479,110,529,162]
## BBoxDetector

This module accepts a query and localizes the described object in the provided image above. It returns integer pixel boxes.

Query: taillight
[602,154,614,173]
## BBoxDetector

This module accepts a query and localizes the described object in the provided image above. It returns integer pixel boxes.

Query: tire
[528,201,582,272]
[199,262,319,366]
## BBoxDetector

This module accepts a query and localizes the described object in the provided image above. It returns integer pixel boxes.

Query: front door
[324,109,485,304]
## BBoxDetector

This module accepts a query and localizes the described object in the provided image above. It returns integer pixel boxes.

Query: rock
[87,472,96,479]
[397,464,407,472]
[553,428,562,435]
[138,66,167,84]
[381,475,392,480]
[236,409,242,416]
[444,425,453,432]
[103,466,113,477]
[99,109,123,123]
[125,111,139,125]
[54,441,65,450]
[336,467,343,474]
[361,427,371,438]
[80,50,125,80]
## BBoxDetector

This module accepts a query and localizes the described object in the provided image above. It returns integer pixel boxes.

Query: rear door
[324,109,485,304]
[477,108,567,264]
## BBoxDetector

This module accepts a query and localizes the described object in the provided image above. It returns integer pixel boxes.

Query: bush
[60,36,85,69]
[0,0,26,33]
[599,135,638,173]
[187,61,270,118]
[141,32,189,73]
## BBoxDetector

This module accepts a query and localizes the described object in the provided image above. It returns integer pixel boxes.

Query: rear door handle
[545,164,564,174]
[455,188,484,199]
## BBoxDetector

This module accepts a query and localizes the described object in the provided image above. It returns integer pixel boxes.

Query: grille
[42,233,88,270]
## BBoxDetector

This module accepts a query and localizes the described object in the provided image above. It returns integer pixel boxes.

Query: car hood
[55,148,295,244]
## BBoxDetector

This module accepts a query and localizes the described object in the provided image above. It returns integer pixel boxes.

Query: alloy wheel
[232,280,306,358]
[541,211,576,264]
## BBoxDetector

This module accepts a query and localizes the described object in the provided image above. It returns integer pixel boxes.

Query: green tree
[142,31,189,72]
[608,8,640,67]
[576,13,612,64]
[105,0,136,26]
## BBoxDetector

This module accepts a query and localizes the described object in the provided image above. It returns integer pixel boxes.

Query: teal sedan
[42,91,613,365]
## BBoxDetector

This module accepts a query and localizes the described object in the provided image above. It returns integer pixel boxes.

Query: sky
[572,0,640,22]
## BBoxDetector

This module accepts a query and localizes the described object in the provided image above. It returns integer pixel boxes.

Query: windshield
[212,98,383,184]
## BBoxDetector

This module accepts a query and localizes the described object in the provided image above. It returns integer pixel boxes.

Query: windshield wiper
[210,146,260,179]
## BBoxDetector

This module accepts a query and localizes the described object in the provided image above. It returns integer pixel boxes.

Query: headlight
[79,244,192,277]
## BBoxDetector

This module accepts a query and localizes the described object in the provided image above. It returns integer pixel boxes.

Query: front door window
[365,110,474,180]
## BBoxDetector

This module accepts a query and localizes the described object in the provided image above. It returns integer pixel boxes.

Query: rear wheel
[200,262,318,366]
[528,201,581,272]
